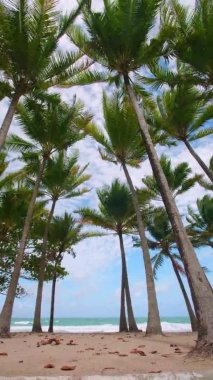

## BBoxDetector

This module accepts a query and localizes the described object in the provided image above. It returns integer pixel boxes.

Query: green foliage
[137,63,199,91]
[0,182,47,295]
[49,212,99,256]
[7,92,89,159]
[101,93,147,167]
[187,195,213,249]
[0,0,90,98]
[198,157,213,191]
[0,186,27,295]
[160,0,213,88]
[150,85,213,143]
[133,207,182,278]
[0,228,26,296]
[24,211,99,282]
[139,154,200,202]
[66,0,163,89]
[0,151,9,181]
[22,254,68,282]
[84,0,161,71]
[41,150,90,202]
[78,179,135,234]
[82,92,167,168]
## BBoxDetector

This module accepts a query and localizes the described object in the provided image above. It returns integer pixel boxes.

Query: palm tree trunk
[118,230,139,332]
[0,92,21,149]
[170,256,198,332]
[32,198,57,333]
[184,140,213,183]
[0,157,47,337]
[119,266,128,332]
[48,272,57,333]
[122,162,162,335]
[124,75,213,354]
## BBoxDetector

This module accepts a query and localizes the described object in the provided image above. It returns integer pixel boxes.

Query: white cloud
[63,234,120,280]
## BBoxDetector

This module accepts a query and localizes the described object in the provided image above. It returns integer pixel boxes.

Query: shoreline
[0,332,213,376]
[10,319,192,334]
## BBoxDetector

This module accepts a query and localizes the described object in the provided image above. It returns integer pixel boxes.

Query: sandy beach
[0,332,212,376]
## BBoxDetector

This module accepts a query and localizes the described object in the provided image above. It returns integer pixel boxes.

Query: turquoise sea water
[11,317,191,333]
[12,316,190,326]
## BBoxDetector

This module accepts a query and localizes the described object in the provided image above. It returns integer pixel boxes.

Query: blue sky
[0,0,212,320]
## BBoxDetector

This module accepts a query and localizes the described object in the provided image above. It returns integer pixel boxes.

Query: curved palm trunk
[122,162,162,335]
[125,76,213,354]
[0,158,46,337]
[170,256,198,332]
[0,92,21,149]
[184,140,213,183]
[32,198,57,333]
[118,231,139,332]
[48,272,57,333]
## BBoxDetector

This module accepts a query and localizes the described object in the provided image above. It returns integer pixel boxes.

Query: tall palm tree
[137,155,201,331]
[78,180,139,332]
[83,93,164,334]
[47,212,99,333]
[148,86,213,182]
[32,151,90,332]
[0,94,89,337]
[0,0,91,148]
[187,196,213,250]
[0,184,45,296]
[139,155,201,202]
[145,208,198,332]
[68,1,213,351]
[160,0,213,91]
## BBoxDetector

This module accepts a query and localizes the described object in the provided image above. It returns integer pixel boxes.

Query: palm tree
[187,196,213,250]
[0,150,47,294]
[148,86,213,182]
[0,94,89,337]
[145,208,198,332]
[32,151,90,332]
[47,212,99,333]
[0,184,45,297]
[139,155,201,202]
[83,93,163,334]
[137,156,201,331]
[78,180,139,332]
[0,0,90,148]
[69,0,213,351]
[160,0,213,91]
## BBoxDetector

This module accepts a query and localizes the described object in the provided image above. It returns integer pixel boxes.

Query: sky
[0,0,212,320]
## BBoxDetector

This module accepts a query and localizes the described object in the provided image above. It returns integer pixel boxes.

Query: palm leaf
[151,252,164,279]
[6,134,36,153]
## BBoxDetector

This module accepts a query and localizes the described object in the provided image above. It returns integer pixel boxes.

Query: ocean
[11,317,192,333]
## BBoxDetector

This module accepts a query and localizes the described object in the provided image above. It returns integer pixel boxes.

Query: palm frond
[151,252,164,279]
[77,207,115,231]
[58,0,89,39]
[61,69,111,87]
[6,134,36,153]
[190,128,213,142]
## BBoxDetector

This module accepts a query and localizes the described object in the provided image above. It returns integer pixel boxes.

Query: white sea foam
[11,322,191,333]
[14,321,31,325]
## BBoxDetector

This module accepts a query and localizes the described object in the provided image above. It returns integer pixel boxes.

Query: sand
[0,332,212,376]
